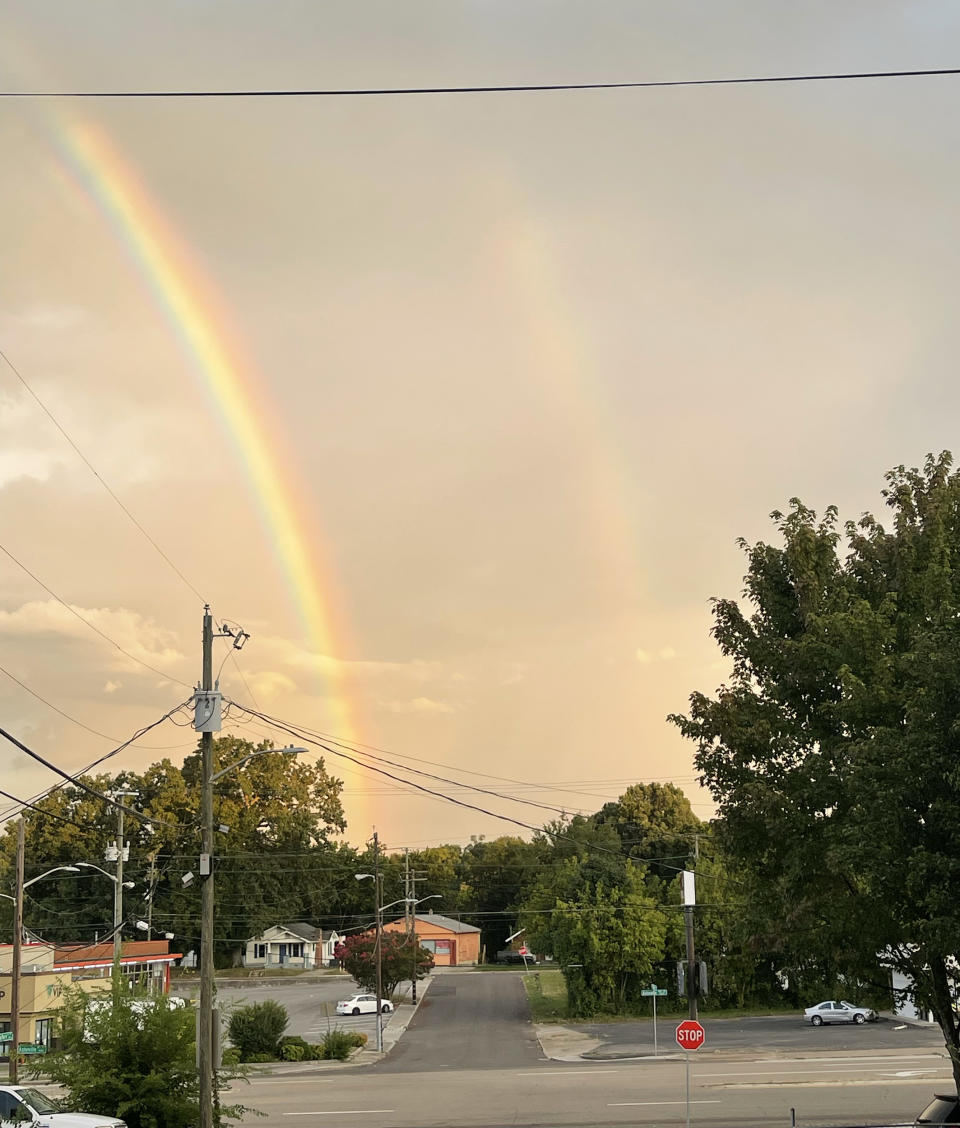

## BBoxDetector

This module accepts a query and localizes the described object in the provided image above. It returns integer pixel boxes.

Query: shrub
[280,1035,310,1055]
[281,1043,304,1062]
[42,979,248,1128]
[319,1029,359,1060]
[220,1047,241,1067]
[228,1000,289,1061]
[243,1052,276,1063]
[344,1031,367,1048]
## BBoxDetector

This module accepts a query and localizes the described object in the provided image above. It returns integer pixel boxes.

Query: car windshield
[917,1098,960,1124]
[19,1088,58,1113]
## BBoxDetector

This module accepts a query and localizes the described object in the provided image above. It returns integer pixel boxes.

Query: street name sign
[0,1031,12,1043]
[641,986,668,997]
[17,1044,47,1055]
[675,1019,705,1051]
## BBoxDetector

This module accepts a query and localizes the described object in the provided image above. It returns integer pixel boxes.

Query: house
[243,924,342,969]
[0,938,182,1052]
[382,911,481,967]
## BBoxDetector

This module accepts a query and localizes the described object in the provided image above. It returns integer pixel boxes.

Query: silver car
[804,999,878,1025]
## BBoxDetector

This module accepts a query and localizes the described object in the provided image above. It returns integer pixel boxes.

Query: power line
[0,346,206,604]
[0,538,192,688]
[0,706,195,830]
[0,786,94,832]
[2,66,960,99]
[0,659,193,750]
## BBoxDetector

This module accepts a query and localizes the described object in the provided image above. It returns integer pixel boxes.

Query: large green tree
[671,453,960,1084]
[0,738,345,962]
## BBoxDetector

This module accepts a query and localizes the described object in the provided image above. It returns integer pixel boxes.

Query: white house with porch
[243,923,342,969]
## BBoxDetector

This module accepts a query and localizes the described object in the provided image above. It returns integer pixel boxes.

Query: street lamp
[76,861,136,967]
[6,854,81,1083]
[404,895,440,1004]
[355,872,384,1053]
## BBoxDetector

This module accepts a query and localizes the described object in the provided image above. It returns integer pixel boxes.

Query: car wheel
[811,1015,823,1027]
[381,1003,391,1013]
[352,1007,360,1015]
[854,1013,865,1024]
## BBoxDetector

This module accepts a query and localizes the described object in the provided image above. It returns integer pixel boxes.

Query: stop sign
[675,1019,705,1051]
[519,946,529,956]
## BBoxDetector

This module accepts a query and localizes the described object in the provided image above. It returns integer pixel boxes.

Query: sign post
[675,1020,705,1128]
[640,983,668,1055]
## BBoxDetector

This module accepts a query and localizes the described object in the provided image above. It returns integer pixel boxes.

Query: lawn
[523,970,569,1021]
[522,970,800,1024]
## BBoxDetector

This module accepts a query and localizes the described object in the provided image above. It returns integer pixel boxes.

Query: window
[253,943,267,960]
[0,1092,23,1118]
[35,1019,52,1048]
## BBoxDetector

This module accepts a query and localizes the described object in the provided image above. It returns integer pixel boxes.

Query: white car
[0,1084,126,1126]
[335,993,393,1016]
[804,999,878,1026]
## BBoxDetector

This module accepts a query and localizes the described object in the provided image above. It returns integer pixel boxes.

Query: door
[278,943,287,965]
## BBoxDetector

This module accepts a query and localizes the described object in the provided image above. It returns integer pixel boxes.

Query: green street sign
[17,1044,47,1055]
[0,1032,12,1043]
[641,988,668,997]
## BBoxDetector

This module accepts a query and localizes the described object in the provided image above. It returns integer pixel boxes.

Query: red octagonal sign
[675,1020,705,1051]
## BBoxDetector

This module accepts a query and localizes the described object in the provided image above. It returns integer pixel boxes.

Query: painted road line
[609,1100,722,1107]
[517,1070,621,1076]
[700,1067,942,1078]
[282,1112,394,1117]
[749,1055,943,1064]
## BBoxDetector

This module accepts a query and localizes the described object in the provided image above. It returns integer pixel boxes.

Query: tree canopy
[671,453,960,1084]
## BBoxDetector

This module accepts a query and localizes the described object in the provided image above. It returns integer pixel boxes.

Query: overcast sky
[2,1,959,848]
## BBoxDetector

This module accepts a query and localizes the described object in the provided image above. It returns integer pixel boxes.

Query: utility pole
[682,869,698,1021]
[199,607,215,1128]
[145,853,157,940]
[110,788,137,970]
[8,818,24,1083]
[373,832,383,1054]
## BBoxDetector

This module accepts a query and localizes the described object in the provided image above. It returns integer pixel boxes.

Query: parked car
[335,993,393,1016]
[914,1093,960,1125]
[0,1084,126,1126]
[804,999,879,1025]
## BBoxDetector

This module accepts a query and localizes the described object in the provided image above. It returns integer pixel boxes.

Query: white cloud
[0,600,186,675]
[103,680,122,693]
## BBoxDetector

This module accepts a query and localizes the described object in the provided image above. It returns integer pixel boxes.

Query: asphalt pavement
[573,1014,945,1058]
[374,969,542,1073]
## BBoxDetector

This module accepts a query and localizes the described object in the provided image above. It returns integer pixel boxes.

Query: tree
[0,738,346,962]
[593,783,704,878]
[44,979,249,1127]
[337,931,434,997]
[671,453,960,1085]
[526,863,668,1016]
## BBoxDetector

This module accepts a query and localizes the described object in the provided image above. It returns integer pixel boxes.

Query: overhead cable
[0,539,191,688]
[0,345,206,604]
[2,66,960,99]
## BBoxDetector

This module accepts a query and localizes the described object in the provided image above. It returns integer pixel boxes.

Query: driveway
[375,969,543,1072]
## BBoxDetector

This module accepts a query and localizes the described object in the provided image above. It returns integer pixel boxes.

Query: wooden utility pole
[199,607,215,1128]
[373,832,383,1053]
[8,818,24,1083]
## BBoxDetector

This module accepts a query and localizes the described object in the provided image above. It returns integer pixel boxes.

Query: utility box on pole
[193,689,222,733]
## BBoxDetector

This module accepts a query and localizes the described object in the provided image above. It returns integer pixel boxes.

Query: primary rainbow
[54,118,365,811]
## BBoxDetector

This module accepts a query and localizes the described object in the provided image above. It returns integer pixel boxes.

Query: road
[232,971,955,1127]
[576,1014,945,1057]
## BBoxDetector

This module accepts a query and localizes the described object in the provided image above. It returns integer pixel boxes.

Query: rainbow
[51,117,365,818]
